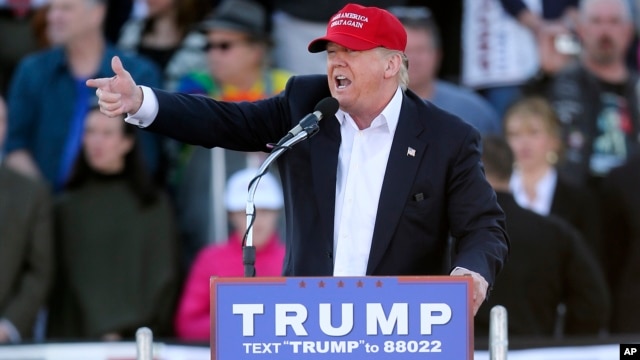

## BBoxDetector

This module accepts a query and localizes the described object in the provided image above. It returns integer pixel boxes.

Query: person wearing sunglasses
[177,0,291,102]
[170,0,293,273]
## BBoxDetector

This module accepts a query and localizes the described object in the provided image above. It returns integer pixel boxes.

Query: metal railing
[136,327,153,360]
[489,305,509,360]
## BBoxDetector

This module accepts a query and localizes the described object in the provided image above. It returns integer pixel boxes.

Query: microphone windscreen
[314,97,339,119]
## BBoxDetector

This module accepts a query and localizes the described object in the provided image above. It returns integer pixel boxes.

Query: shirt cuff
[0,318,22,343]
[450,266,470,275]
[124,86,159,128]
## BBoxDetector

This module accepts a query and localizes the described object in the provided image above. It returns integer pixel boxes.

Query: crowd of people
[0,0,639,346]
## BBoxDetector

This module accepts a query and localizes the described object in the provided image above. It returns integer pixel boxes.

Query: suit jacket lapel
[367,96,428,274]
[310,114,341,253]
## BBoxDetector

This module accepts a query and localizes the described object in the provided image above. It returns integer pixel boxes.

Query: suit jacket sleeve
[448,127,509,288]
[148,87,292,152]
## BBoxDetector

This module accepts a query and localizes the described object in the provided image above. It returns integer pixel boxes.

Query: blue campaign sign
[210,276,473,360]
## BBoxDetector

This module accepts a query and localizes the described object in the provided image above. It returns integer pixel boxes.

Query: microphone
[275,97,339,146]
[243,97,339,277]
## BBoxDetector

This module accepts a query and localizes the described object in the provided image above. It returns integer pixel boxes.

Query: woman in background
[504,96,603,260]
[48,106,180,340]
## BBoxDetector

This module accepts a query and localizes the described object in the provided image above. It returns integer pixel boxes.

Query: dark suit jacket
[148,75,509,286]
[475,192,609,337]
[0,162,53,339]
[602,155,640,333]
[551,173,603,258]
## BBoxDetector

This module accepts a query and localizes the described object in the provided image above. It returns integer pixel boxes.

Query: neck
[349,86,397,130]
[145,11,182,47]
[94,161,125,176]
[493,183,511,193]
[518,164,552,201]
[519,164,552,184]
[410,80,435,100]
[582,56,628,83]
[224,66,264,92]
[487,176,510,193]
[66,33,105,78]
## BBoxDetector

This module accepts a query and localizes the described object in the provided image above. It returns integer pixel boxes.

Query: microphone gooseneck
[242,97,339,277]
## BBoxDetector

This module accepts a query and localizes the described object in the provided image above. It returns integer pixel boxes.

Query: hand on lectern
[450,267,488,316]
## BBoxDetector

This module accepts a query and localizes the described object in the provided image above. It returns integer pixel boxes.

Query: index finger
[86,77,110,89]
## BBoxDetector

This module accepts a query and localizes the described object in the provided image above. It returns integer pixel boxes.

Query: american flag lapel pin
[407,147,416,157]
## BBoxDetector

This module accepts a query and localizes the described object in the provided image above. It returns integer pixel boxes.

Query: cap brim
[308,33,380,53]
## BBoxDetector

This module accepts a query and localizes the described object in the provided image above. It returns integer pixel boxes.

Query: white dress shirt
[125,86,159,128]
[509,167,558,216]
[332,88,402,276]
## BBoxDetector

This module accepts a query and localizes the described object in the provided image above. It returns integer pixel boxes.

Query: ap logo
[621,344,640,358]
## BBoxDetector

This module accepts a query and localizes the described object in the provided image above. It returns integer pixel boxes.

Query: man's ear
[384,53,402,78]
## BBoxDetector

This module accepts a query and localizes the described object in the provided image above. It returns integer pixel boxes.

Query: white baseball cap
[224,168,284,212]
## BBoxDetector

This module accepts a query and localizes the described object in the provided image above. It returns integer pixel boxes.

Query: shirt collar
[335,87,403,134]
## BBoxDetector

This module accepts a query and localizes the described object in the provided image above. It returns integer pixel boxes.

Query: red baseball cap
[308,3,407,53]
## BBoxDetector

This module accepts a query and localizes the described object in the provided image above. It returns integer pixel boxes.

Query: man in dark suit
[477,135,610,337]
[0,95,54,343]
[88,3,509,315]
[602,155,640,334]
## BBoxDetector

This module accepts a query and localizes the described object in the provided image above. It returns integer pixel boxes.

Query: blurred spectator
[389,5,501,135]
[500,0,579,74]
[549,0,640,191]
[47,106,180,340]
[0,0,48,93]
[0,94,53,344]
[3,0,165,192]
[174,167,285,341]
[476,135,610,337]
[408,0,463,82]
[173,0,292,270]
[504,96,603,258]
[117,0,210,91]
[601,155,640,334]
[271,0,409,75]
[462,0,578,117]
[177,0,289,101]
[104,0,133,44]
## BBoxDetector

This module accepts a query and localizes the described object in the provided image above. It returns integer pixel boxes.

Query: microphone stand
[243,127,317,277]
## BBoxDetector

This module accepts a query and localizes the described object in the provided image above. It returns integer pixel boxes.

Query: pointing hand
[86,56,143,117]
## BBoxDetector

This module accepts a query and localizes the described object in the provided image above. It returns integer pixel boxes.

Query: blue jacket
[4,45,163,188]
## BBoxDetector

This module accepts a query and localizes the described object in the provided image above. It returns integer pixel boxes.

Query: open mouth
[335,75,352,89]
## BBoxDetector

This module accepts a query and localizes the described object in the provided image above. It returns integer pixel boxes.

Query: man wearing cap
[170,0,293,274]
[88,3,509,315]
